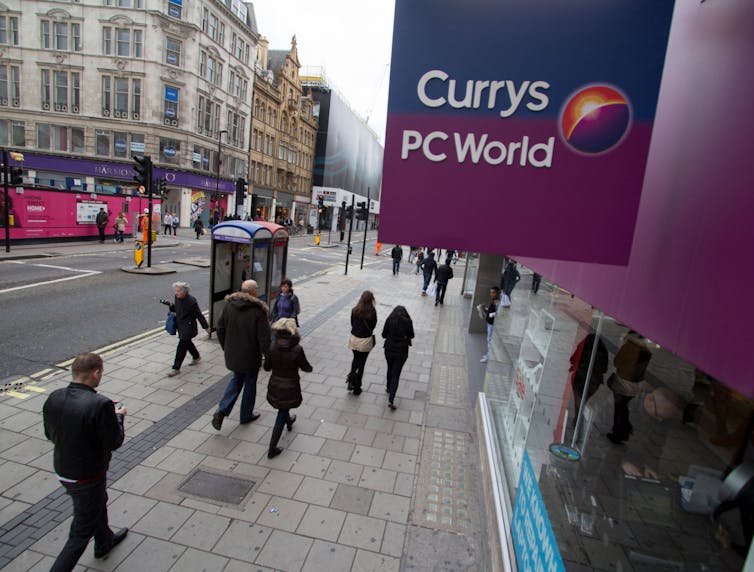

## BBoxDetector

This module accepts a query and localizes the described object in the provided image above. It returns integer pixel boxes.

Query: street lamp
[215,129,228,224]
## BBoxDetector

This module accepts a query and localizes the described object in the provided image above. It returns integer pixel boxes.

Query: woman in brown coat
[264,318,313,458]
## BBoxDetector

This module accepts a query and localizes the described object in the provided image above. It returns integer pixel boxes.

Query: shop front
[476,262,753,571]
[251,188,273,221]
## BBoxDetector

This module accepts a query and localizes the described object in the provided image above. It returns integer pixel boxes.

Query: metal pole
[216,130,227,223]
[2,150,9,253]
[360,188,370,270]
[571,311,604,448]
[345,195,355,275]
[146,159,153,268]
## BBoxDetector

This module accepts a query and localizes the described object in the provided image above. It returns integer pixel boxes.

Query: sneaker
[480,356,488,363]
[211,411,224,431]
[286,415,297,431]
[167,368,180,377]
[388,402,397,411]
[189,357,201,366]
[95,528,128,559]
[352,387,362,396]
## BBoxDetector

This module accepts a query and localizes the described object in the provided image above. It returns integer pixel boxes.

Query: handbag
[165,311,177,335]
[348,334,375,352]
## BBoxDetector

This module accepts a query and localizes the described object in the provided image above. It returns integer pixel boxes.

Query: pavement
[0,241,491,571]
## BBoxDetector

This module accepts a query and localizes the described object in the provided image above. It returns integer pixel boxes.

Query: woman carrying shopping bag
[346,290,377,396]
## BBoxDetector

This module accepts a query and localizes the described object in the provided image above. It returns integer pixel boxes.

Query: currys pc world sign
[379,0,675,265]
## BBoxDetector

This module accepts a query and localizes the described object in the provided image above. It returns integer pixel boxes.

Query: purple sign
[18,153,235,194]
[379,0,675,265]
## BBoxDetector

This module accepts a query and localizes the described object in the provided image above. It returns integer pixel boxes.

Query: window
[101,75,141,118]
[228,156,245,179]
[41,69,80,113]
[278,143,286,160]
[231,32,249,64]
[163,85,179,125]
[37,124,84,153]
[0,15,20,46]
[41,20,82,52]
[227,110,245,148]
[197,95,222,136]
[165,37,181,66]
[199,51,223,86]
[192,145,212,171]
[205,12,224,45]
[104,0,144,7]
[103,27,142,58]
[159,138,181,165]
[228,71,248,100]
[0,119,25,147]
[0,65,20,107]
[167,0,182,18]
[95,130,144,157]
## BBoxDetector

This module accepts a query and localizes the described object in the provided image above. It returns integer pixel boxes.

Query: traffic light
[158,178,167,199]
[235,177,247,212]
[356,201,368,221]
[317,196,324,211]
[346,205,354,218]
[9,167,23,186]
[133,155,152,192]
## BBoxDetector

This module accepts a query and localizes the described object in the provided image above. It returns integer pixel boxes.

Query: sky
[252,0,396,144]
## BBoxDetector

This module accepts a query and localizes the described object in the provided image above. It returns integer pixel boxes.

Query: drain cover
[178,469,256,505]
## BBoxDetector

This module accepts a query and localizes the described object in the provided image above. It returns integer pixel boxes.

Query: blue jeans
[218,370,259,423]
[392,259,400,274]
[422,273,432,291]
[486,324,494,356]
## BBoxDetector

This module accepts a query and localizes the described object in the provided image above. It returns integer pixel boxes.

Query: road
[0,233,381,380]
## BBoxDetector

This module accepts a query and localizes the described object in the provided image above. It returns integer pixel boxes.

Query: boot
[268,418,285,458]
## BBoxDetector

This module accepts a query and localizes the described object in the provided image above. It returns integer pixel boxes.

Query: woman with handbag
[347,290,377,396]
[382,306,414,410]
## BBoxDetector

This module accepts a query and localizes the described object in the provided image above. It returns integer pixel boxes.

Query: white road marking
[0,260,101,294]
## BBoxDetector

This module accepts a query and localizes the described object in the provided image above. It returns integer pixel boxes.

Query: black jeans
[51,479,113,572]
[435,282,448,304]
[173,338,199,369]
[611,393,634,441]
[97,226,106,242]
[385,351,408,403]
[349,350,369,389]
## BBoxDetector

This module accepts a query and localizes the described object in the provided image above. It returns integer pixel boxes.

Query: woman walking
[264,318,312,458]
[193,217,204,239]
[382,306,414,410]
[270,278,301,325]
[347,290,377,396]
[167,282,209,376]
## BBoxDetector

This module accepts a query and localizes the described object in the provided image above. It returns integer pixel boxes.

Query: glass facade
[482,261,752,571]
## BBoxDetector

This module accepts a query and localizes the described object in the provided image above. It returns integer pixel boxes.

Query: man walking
[481,286,501,363]
[95,207,109,243]
[434,257,454,306]
[391,244,403,275]
[212,279,271,430]
[43,353,129,571]
[420,251,437,295]
[163,212,173,235]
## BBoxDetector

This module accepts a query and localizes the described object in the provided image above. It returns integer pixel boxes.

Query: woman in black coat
[382,306,415,410]
[265,318,312,458]
[168,281,209,376]
[346,290,377,396]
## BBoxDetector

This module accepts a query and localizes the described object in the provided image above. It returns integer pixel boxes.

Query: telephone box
[209,221,289,330]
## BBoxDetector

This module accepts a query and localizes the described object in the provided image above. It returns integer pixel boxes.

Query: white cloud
[252,0,395,143]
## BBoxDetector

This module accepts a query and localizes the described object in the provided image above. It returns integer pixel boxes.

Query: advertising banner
[380,0,675,264]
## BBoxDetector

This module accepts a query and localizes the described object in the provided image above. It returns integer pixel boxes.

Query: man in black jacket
[434,258,454,306]
[390,244,403,275]
[43,353,128,571]
[212,279,271,430]
[167,281,210,377]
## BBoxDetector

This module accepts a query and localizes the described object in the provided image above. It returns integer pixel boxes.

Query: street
[0,232,380,380]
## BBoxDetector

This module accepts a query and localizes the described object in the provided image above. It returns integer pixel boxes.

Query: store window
[482,261,754,571]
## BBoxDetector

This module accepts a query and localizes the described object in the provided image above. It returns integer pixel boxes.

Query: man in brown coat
[212,279,271,430]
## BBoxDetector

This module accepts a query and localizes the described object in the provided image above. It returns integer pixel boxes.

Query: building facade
[248,35,317,226]
[0,0,257,238]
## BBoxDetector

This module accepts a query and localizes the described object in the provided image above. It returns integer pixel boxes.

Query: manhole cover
[178,469,255,505]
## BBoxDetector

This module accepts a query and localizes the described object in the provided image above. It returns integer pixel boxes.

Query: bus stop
[209,221,289,330]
